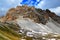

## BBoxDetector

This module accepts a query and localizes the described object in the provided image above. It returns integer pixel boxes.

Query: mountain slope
[0,5,60,40]
[16,17,60,33]
[0,22,21,40]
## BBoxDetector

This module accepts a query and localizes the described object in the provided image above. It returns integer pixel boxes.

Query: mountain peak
[0,5,60,40]
[0,5,60,24]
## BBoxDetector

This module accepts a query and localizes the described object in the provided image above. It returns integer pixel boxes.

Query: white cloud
[1,0,22,11]
[37,0,40,2]
[50,7,60,16]
[36,0,60,9]
[7,0,22,6]
[0,0,23,16]
[35,0,60,16]
[36,0,45,9]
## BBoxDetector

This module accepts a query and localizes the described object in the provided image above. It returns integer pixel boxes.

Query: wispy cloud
[36,0,60,9]
[0,0,22,16]
[50,7,60,16]
[0,0,22,10]
[36,0,60,15]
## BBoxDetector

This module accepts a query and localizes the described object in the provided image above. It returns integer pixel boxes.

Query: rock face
[46,9,60,24]
[0,5,60,24]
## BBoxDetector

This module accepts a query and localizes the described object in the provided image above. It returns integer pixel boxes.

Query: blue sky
[0,0,60,16]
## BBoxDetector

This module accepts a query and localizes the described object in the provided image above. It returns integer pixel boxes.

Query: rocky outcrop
[46,9,60,24]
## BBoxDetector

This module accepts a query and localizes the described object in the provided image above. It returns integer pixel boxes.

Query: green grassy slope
[0,22,21,40]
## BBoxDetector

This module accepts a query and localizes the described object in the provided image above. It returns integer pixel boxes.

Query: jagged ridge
[0,5,60,24]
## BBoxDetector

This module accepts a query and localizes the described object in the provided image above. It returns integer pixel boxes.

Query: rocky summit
[0,5,60,24]
[0,5,60,40]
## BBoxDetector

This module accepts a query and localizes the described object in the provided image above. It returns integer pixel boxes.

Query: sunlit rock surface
[16,17,60,33]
